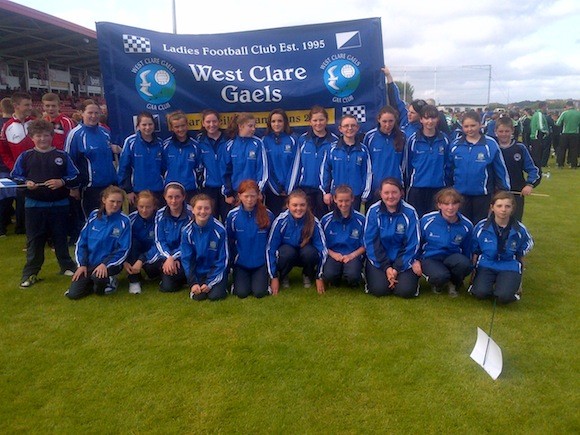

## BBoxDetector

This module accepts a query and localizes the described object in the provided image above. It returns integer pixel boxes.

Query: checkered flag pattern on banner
[342,105,366,123]
[123,34,151,54]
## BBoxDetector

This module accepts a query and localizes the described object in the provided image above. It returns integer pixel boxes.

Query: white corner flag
[470,327,503,380]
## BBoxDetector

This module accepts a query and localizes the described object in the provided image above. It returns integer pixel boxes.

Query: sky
[12,0,580,105]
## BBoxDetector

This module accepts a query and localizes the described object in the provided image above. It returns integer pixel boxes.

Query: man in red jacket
[0,92,36,233]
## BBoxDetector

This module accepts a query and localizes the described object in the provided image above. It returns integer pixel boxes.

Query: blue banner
[96,18,385,144]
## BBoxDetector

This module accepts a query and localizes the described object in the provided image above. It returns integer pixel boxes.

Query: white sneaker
[62,269,75,277]
[282,277,290,289]
[302,275,312,288]
[129,282,142,294]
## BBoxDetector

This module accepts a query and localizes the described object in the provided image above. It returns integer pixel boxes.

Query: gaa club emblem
[323,59,361,98]
[134,63,176,105]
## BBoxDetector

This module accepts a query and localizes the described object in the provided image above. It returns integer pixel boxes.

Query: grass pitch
[0,166,578,433]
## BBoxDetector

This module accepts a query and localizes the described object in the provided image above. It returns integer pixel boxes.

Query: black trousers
[322,255,363,287]
[201,186,231,222]
[66,264,123,299]
[276,244,320,282]
[557,133,579,168]
[421,253,471,288]
[406,187,440,219]
[190,274,228,301]
[365,259,419,298]
[461,194,491,225]
[232,264,270,298]
[471,267,521,304]
[22,205,76,280]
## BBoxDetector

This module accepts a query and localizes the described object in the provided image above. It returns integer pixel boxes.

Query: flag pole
[172,0,177,34]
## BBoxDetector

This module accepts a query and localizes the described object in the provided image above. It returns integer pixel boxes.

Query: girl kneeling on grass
[226,180,274,299]
[123,191,160,294]
[470,191,533,304]
[320,184,366,288]
[364,177,421,298]
[181,194,228,301]
[412,188,473,297]
[267,189,327,295]
[152,182,192,293]
[65,186,131,299]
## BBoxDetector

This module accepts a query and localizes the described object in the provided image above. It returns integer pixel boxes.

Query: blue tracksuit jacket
[418,211,473,260]
[162,134,200,192]
[404,130,450,189]
[181,217,228,288]
[152,205,193,262]
[226,205,274,269]
[118,131,164,193]
[364,199,420,272]
[129,210,157,263]
[321,138,372,199]
[289,129,338,192]
[266,210,327,278]
[263,132,298,195]
[65,123,117,188]
[196,131,228,189]
[472,216,533,273]
[222,135,268,197]
[363,126,405,190]
[448,134,511,195]
[320,208,365,255]
[75,209,131,268]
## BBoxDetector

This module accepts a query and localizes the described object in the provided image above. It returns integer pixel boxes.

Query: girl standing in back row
[262,108,298,216]
[289,105,338,218]
[448,111,511,224]
[222,113,268,205]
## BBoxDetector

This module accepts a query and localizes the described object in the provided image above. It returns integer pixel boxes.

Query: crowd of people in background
[1,67,578,305]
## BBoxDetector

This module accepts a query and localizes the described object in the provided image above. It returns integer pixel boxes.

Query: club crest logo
[323,59,361,98]
[134,63,176,105]
[396,223,405,234]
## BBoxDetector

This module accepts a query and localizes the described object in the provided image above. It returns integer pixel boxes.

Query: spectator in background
[520,108,533,147]
[0,97,13,129]
[0,92,36,234]
[0,97,15,236]
[556,100,580,169]
[41,92,76,150]
[530,101,549,168]
[542,109,555,167]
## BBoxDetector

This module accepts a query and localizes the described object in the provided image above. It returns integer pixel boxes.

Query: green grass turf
[0,165,578,433]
